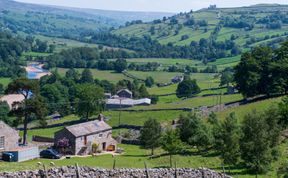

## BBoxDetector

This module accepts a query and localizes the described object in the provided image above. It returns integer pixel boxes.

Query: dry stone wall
[0,166,232,178]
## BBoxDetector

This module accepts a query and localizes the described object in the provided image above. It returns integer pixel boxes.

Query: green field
[134,94,243,110]
[123,58,201,66]
[217,97,283,121]
[56,68,130,83]
[114,5,288,51]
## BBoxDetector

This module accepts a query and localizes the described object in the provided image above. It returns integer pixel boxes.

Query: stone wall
[0,166,232,178]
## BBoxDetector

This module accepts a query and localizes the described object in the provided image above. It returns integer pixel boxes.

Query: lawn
[56,68,130,83]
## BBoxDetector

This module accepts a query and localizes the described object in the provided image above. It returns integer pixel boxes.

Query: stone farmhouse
[54,114,117,155]
[0,121,19,154]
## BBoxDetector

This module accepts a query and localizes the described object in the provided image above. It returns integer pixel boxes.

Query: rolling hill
[0,0,173,36]
[113,4,288,49]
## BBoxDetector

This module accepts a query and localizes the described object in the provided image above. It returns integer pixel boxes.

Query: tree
[176,77,200,98]
[220,71,233,87]
[278,96,288,128]
[178,113,213,151]
[216,113,241,170]
[0,101,11,125]
[76,84,104,120]
[138,84,149,98]
[41,83,70,116]
[80,69,94,84]
[145,76,154,88]
[0,83,4,94]
[114,59,127,73]
[139,118,162,155]
[240,111,273,174]
[161,129,183,167]
[65,68,80,82]
[6,78,42,144]
[234,52,261,98]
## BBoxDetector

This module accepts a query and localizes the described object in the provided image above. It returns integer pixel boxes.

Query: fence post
[113,158,116,169]
[42,164,48,178]
[174,161,177,178]
[144,161,150,178]
[75,163,80,178]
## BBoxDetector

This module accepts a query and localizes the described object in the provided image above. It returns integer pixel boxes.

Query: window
[0,136,5,149]
[99,134,103,138]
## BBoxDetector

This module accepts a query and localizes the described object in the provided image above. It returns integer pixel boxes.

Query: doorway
[102,142,106,151]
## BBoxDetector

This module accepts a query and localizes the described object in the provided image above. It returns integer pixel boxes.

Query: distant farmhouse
[106,89,151,109]
[171,76,184,83]
[0,121,39,162]
[54,114,117,155]
[0,94,25,110]
[117,89,133,99]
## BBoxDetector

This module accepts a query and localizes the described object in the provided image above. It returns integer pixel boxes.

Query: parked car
[40,149,62,159]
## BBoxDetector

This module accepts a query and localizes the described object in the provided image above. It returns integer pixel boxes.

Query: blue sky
[16,0,288,12]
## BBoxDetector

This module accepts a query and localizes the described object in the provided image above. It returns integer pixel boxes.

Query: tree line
[65,32,239,61]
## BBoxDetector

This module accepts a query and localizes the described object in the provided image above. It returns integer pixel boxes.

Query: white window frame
[0,136,5,150]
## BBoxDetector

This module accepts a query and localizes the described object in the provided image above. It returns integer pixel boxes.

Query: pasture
[56,68,130,83]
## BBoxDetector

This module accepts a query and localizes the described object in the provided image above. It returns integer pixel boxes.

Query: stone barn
[54,115,117,155]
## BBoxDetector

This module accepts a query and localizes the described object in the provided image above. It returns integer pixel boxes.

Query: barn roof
[65,120,112,137]
[117,89,132,95]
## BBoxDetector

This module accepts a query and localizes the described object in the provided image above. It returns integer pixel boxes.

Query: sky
[16,0,288,13]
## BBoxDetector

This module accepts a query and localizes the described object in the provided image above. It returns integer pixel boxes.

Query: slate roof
[65,120,112,137]
[117,89,132,95]
[0,121,19,136]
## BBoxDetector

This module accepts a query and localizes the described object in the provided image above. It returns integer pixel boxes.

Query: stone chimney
[98,114,105,122]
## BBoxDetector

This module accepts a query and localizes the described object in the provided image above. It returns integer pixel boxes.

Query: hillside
[114,4,288,49]
[0,0,173,36]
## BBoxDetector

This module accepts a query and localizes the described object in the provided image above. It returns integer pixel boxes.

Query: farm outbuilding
[3,146,39,162]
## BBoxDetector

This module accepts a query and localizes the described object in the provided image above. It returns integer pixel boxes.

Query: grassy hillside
[114,4,288,49]
[0,0,172,36]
